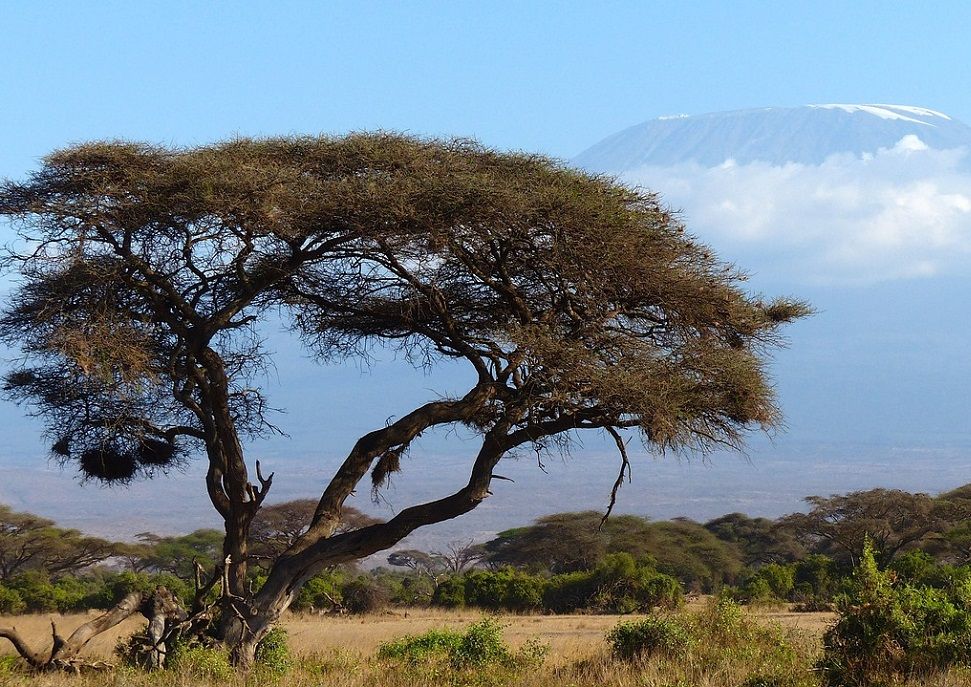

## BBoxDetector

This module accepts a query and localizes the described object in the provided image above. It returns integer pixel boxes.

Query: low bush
[547,553,683,613]
[255,626,293,675]
[378,618,548,671]
[431,575,466,608]
[0,585,25,614]
[606,615,693,660]
[168,643,233,681]
[818,541,971,686]
[341,576,389,614]
[604,598,808,685]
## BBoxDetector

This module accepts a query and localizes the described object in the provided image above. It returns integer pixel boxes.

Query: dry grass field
[6,602,967,687]
[0,598,834,662]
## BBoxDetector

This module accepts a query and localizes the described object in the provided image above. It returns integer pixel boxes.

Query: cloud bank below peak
[620,139,971,285]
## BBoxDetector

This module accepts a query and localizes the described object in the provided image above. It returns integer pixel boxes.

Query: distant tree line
[3,484,971,616]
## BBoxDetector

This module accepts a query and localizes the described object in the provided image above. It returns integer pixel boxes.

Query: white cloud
[621,139,971,284]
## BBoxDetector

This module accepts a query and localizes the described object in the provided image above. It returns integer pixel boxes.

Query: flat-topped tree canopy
[0,133,809,666]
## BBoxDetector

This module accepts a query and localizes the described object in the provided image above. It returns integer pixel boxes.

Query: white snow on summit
[811,104,935,126]
[873,104,952,120]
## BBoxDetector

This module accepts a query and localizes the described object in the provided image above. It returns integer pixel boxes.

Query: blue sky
[2,2,971,536]
[3,1,970,176]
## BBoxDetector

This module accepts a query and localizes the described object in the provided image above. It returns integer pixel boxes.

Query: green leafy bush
[292,570,346,612]
[168,643,233,680]
[818,540,971,686]
[464,569,546,611]
[6,571,93,612]
[255,626,293,675]
[546,553,682,613]
[606,615,693,660]
[378,618,547,671]
[432,575,466,608]
[378,627,463,663]
[0,585,25,614]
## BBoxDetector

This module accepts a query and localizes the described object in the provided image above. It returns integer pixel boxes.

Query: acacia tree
[250,499,379,561]
[780,489,950,567]
[0,134,807,667]
[0,504,114,581]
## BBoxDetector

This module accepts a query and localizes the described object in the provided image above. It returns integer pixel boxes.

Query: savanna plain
[0,600,843,687]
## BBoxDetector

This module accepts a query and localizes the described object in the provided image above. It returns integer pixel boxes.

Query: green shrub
[738,576,775,604]
[464,569,546,611]
[546,553,682,613]
[889,549,936,584]
[378,617,548,671]
[0,655,21,676]
[453,618,510,667]
[793,554,838,601]
[168,644,233,680]
[6,571,94,612]
[818,540,971,686]
[607,615,693,660]
[292,570,345,612]
[378,627,463,663]
[432,575,466,608]
[0,585,25,614]
[255,626,293,675]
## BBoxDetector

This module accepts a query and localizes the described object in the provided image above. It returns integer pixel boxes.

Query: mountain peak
[575,104,971,170]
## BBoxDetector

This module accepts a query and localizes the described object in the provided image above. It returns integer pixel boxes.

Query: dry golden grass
[0,598,835,662]
[1,602,970,687]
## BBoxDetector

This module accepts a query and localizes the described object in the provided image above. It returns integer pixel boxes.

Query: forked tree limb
[0,588,184,671]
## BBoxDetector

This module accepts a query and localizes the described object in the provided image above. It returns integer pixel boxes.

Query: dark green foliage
[607,615,694,660]
[483,511,743,592]
[545,553,683,613]
[432,575,467,608]
[463,569,546,611]
[0,584,25,614]
[737,563,796,604]
[254,626,293,675]
[706,512,805,565]
[793,554,839,600]
[431,554,682,614]
[6,571,91,612]
[291,570,346,612]
[819,541,971,686]
[889,549,937,584]
[648,519,744,591]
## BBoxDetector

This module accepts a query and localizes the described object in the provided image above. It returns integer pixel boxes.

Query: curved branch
[0,626,49,668]
[307,382,497,534]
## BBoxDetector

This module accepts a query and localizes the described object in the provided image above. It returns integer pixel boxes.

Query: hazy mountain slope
[574,104,971,170]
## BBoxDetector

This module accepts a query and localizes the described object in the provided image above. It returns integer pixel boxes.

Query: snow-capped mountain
[573,104,971,170]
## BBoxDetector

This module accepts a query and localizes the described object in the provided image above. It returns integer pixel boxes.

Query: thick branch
[0,627,50,668]
[0,590,148,669]
[307,382,496,535]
